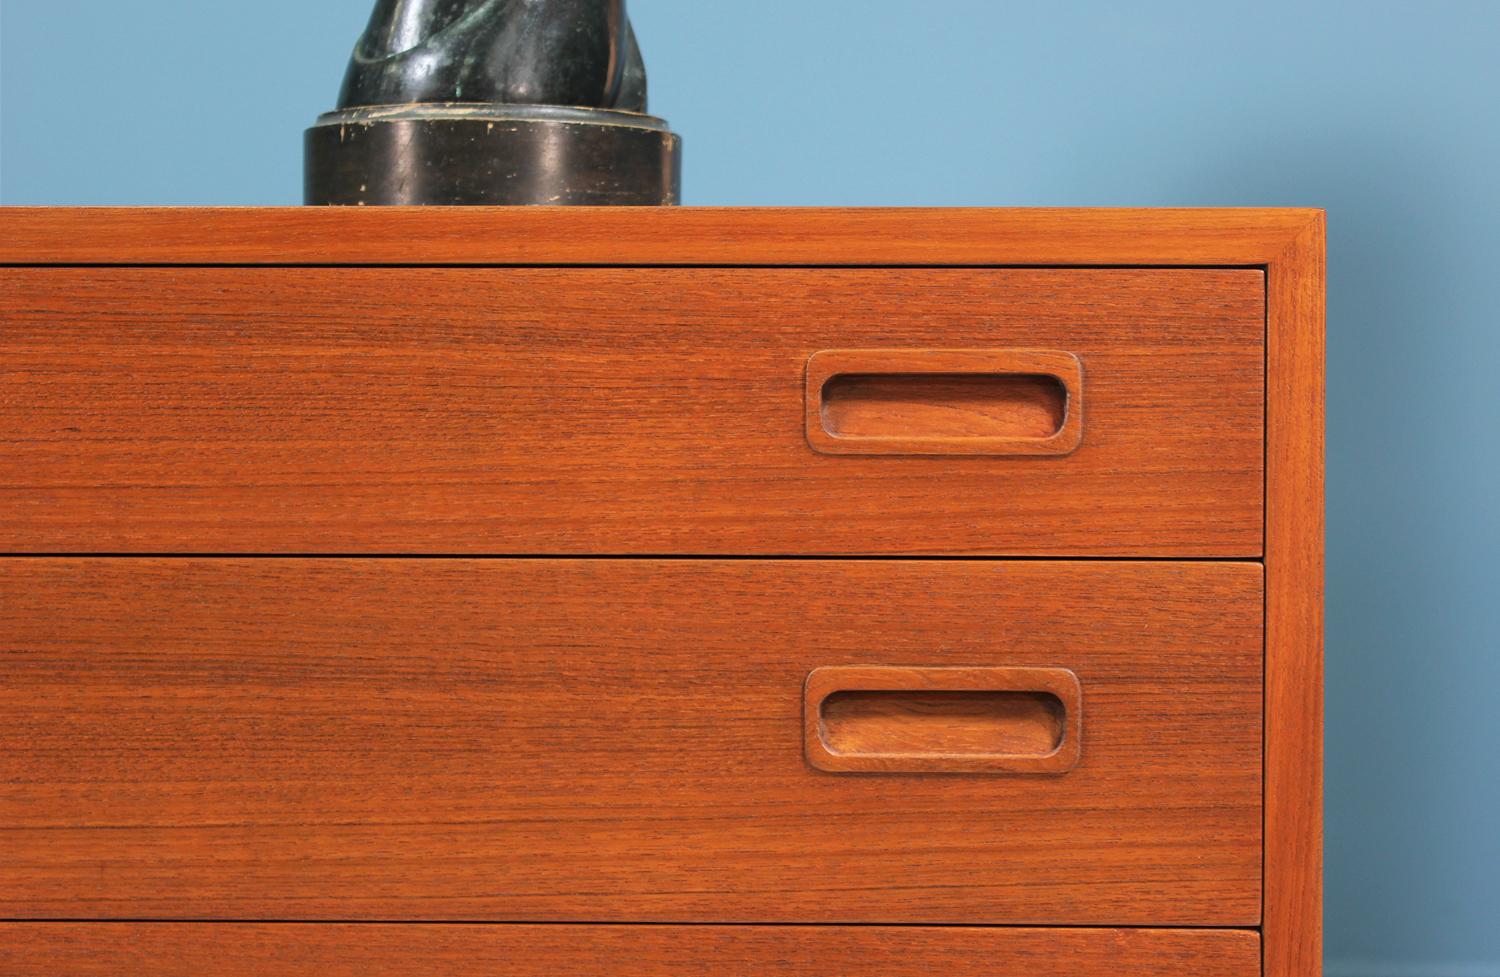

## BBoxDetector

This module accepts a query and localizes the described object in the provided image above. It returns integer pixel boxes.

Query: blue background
[4,2,1499,974]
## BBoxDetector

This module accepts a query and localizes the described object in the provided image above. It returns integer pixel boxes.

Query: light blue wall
[4,2,1499,974]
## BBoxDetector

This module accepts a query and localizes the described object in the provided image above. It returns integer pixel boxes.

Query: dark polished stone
[338,0,648,112]
[305,0,679,206]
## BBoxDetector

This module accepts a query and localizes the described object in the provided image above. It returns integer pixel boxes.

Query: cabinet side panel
[1265,217,1325,977]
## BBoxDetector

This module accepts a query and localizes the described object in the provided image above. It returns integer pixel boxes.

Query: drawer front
[0,924,1260,977]
[0,268,1263,555]
[0,559,1262,924]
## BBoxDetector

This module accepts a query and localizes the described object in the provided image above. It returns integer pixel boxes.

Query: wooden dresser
[0,208,1323,977]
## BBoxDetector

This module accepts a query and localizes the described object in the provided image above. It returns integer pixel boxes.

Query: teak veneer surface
[0,206,1323,977]
[0,267,1263,555]
[0,205,1319,266]
[1264,212,1326,977]
[0,559,1262,924]
[0,925,1261,977]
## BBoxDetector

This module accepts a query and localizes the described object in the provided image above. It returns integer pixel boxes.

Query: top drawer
[0,268,1263,555]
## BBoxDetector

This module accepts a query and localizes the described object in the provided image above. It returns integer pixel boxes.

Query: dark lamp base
[304,104,681,206]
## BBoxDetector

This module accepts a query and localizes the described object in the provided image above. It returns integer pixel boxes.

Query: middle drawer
[0,559,1262,925]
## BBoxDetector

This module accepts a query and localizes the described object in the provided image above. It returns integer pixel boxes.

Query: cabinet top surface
[0,207,1323,266]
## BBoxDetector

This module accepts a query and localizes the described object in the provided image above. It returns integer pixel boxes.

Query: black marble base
[305,104,681,206]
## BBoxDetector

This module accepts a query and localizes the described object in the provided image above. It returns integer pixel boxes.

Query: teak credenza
[0,208,1323,977]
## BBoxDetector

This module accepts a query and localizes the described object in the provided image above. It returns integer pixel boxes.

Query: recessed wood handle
[805,349,1084,456]
[804,666,1083,774]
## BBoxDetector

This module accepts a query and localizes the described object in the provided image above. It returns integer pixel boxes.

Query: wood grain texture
[0,924,1261,977]
[821,374,1066,440]
[818,691,1066,759]
[1264,214,1325,977]
[0,268,1263,555]
[804,665,1082,774]
[0,559,1262,924]
[0,207,1322,974]
[0,206,1319,266]
[806,349,1082,456]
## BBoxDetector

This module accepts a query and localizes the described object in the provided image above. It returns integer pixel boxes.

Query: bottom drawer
[0,925,1260,977]
[0,559,1261,924]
